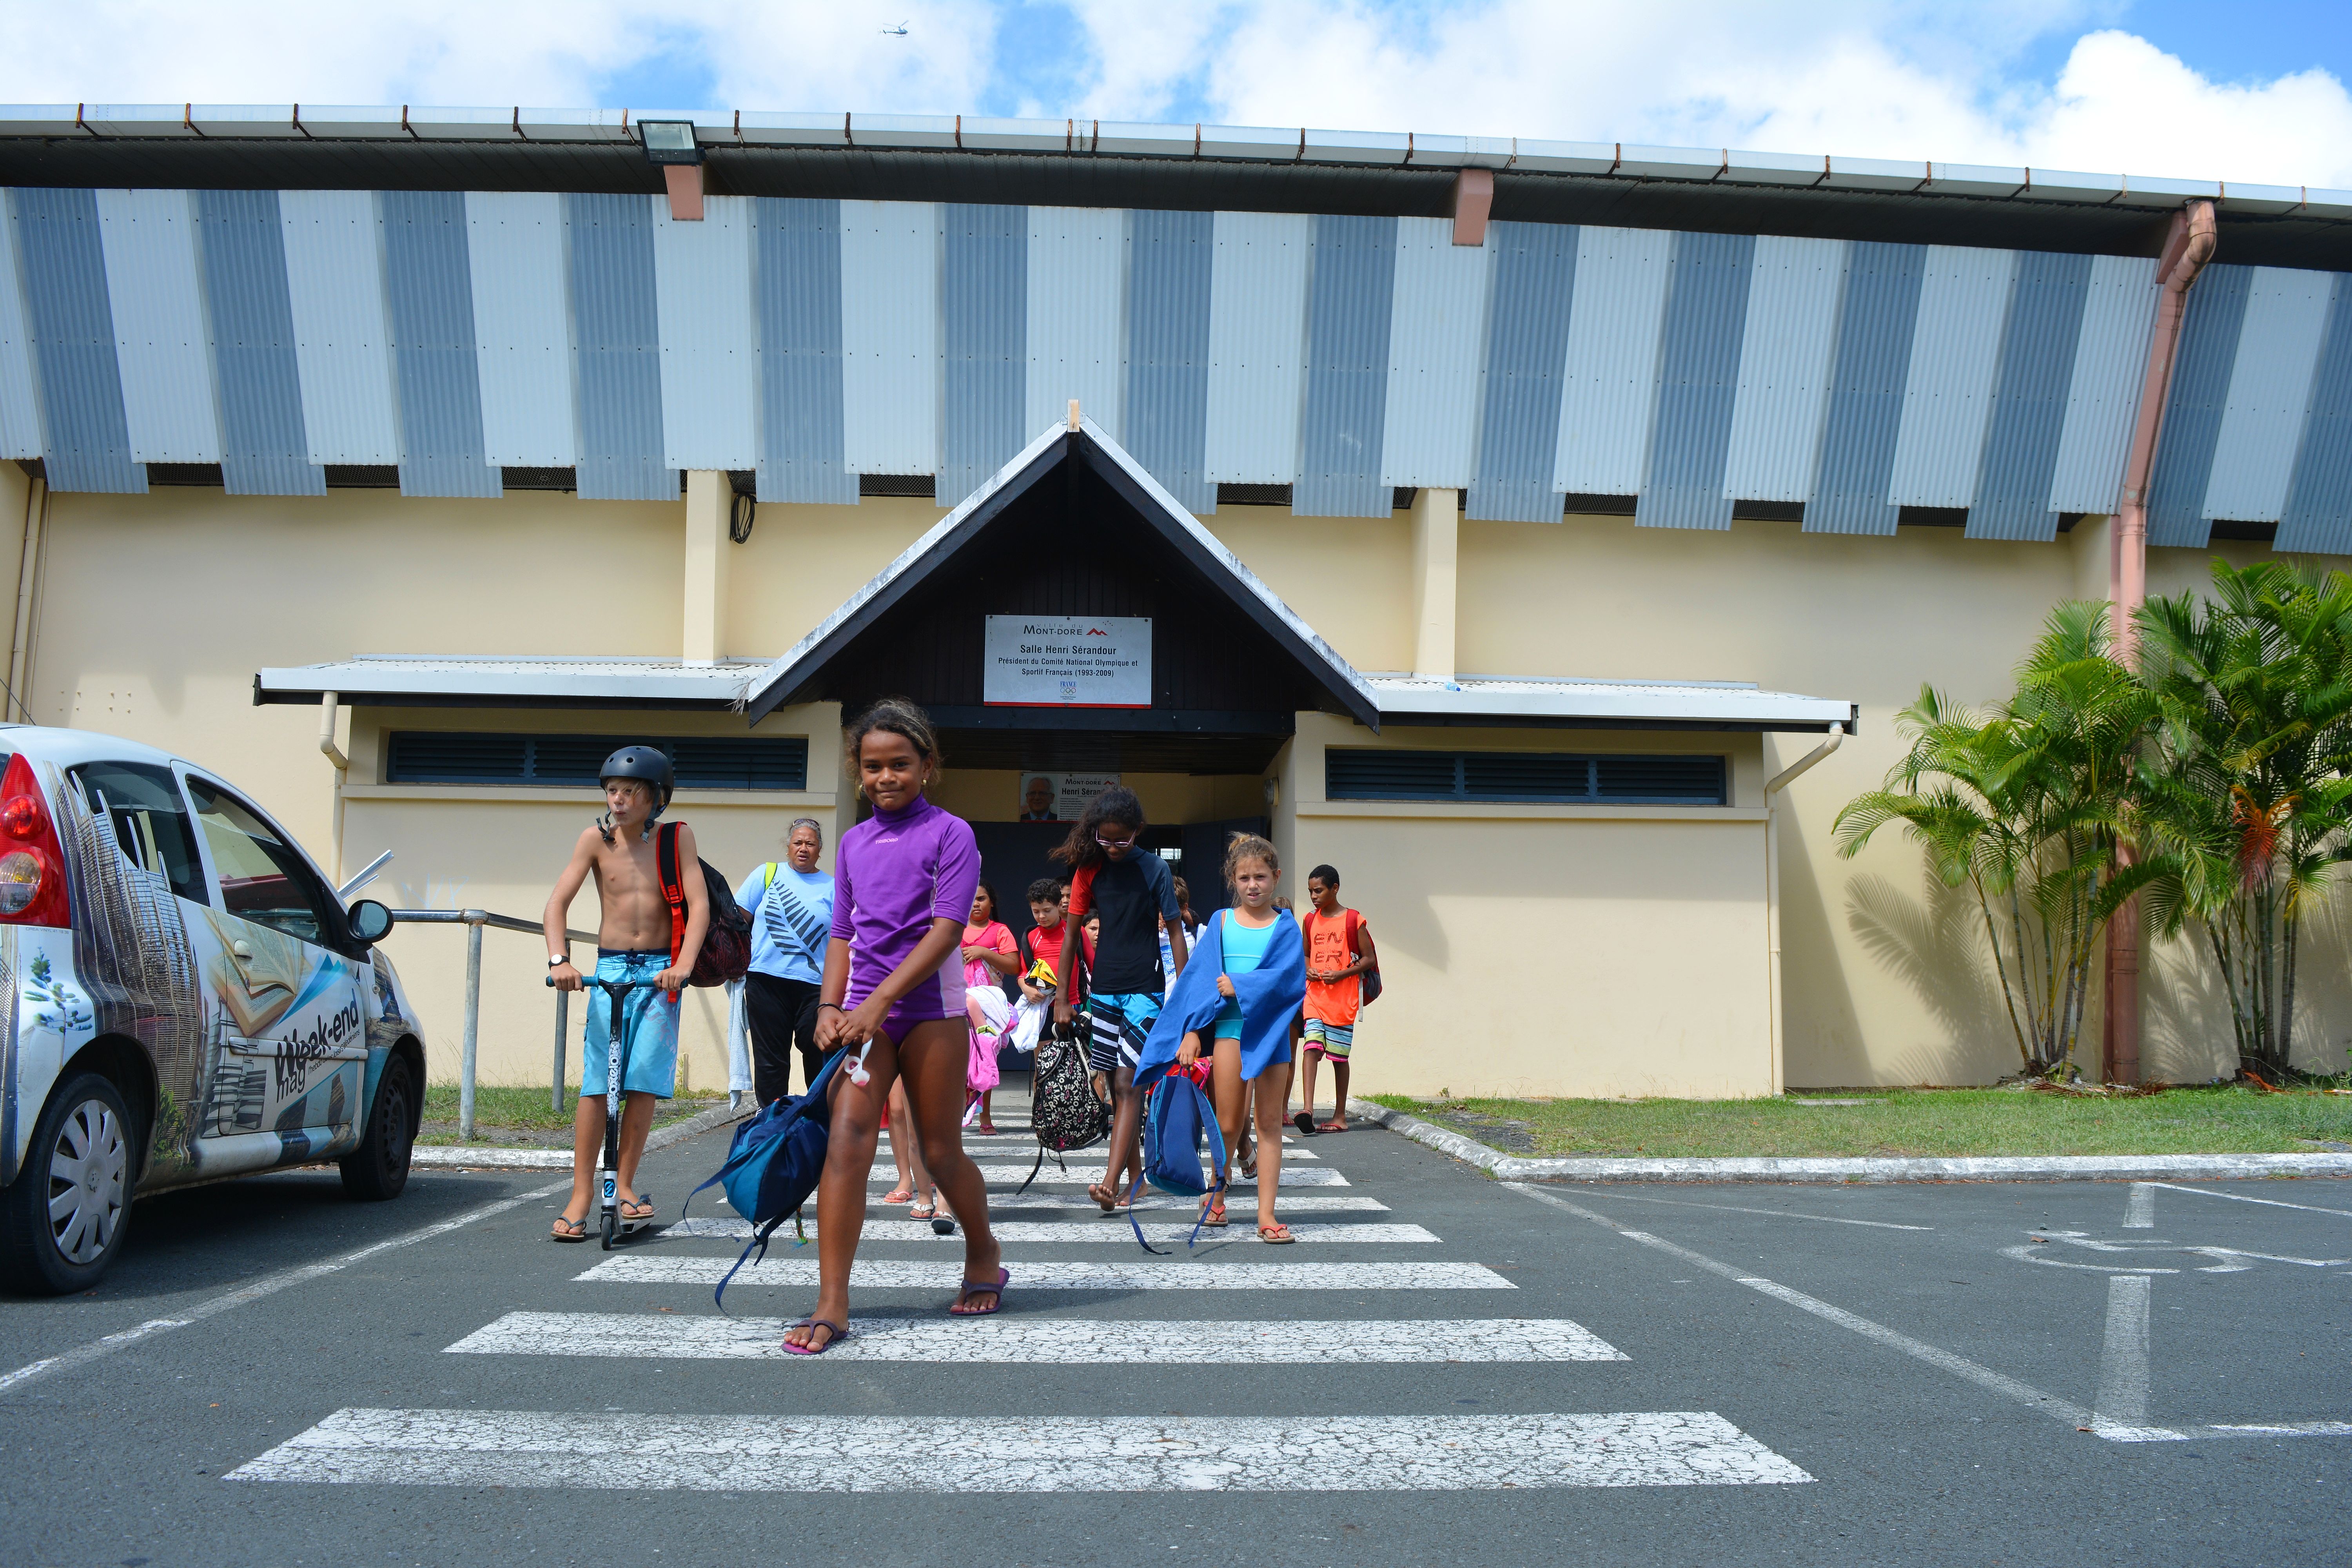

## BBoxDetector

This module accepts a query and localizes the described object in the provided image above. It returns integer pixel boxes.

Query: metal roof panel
[1823,156,1927,192]
[1203,209,1310,485]
[515,108,633,143]
[1927,162,2029,198]
[278,187,401,465]
[1511,139,1619,176]
[1024,205,1129,442]
[849,113,961,151]
[960,116,1069,152]
[838,198,940,478]
[287,105,407,140]
[2220,181,2308,216]
[653,192,759,470]
[1616,144,1720,181]
[464,189,575,467]
[1722,148,1823,186]
[735,111,851,148]
[2018,167,2125,203]
[2045,252,2157,514]
[1379,214,1488,488]
[1553,223,1672,497]
[1721,234,1844,503]
[78,104,196,138]
[0,192,45,459]
[1302,128,1411,165]
[93,187,220,463]
[186,104,296,137]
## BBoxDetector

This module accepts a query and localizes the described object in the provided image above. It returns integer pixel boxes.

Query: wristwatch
[548,955,570,967]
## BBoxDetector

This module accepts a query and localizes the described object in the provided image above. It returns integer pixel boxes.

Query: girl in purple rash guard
[784,700,1005,1354]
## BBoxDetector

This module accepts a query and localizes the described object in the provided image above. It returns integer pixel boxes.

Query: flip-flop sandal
[1317,1119,1348,1133]
[1258,1223,1296,1245]
[550,1216,588,1242]
[1292,1112,1316,1136]
[949,1267,1009,1316]
[976,1122,998,1135]
[1200,1200,1229,1229]
[782,1317,849,1356]
[1240,1142,1258,1180]
[882,1187,915,1205]
[618,1197,655,1222]
[909,1202,937,1220]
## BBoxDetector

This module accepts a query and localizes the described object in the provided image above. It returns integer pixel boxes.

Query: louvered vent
[1327,748,1725,805]
[388,733,808,791]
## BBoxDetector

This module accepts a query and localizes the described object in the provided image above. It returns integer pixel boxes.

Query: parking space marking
[446,1310,1630,1363]
[2124,1183,2155,1228]
[0,1177,571,1397]
[227,1409,1811,1491]
[656,1218,1441,1244]
[2094,1275,2154,1434]
[1550,1190,1931,1231]
[580,1256,1519,1290]
[866,1165,1351,1187]
[2152,1183,2352,1221]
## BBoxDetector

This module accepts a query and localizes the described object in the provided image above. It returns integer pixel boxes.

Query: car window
[68,760,209,905]
[184,777,338,946]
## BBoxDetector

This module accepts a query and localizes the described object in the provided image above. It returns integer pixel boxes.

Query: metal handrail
[382,908,602,1137]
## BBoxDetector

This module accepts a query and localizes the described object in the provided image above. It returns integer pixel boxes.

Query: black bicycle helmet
[599,746,675,813]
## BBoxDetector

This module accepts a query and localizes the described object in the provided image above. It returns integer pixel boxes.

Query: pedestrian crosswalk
[229,1093,1815,1494]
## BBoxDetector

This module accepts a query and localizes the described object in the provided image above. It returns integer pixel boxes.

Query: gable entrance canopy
[741,419,1378,773]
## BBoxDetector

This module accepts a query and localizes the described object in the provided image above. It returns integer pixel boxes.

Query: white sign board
[984,615,1151,708]
[1013,771,1122,822]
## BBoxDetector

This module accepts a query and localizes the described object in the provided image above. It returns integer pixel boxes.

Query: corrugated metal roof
[464,190,575,467]
[195,187,323,495]
[1024,205,1127,443]
[2045,254,2157,514]
[567,191,671,502]
[1369,674,1851,731]
[379,188,501,498]
[0,193,40,460]
[1379,215,1486,488]
[2277,276,2352,553]
[1552,224,1671,497]
[2146,262,2252,547]
[938,202,1026,508]
[1721,235,1844,505]
[1638,229,1753,530]
[1295,212,1396,517]
[255,653,769,707]
[653,193,757,470]
[1466,219,1575,523]
[1806,240,1923,535]
[1887,245,2014,507]
[2201,263,2333,523]
[279,189,400,465]
[93,187,219,463]
[1967,249,2091,541]
[11,185,144,492]
[1203,209,1309,485]
[838,198,939,479]
[1124,205,1214,513]
[755,196,856,505]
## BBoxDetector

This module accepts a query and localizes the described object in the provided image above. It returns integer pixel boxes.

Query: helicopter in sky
[880,21,908,34]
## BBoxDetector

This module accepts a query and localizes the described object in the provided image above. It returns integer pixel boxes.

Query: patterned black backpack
[1016,1022,1113,1194]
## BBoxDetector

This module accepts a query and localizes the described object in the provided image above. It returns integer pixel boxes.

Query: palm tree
[1835,602,2149,1074]
[2131,560,2352,1076]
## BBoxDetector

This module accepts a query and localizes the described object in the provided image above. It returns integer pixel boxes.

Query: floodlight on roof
[638,119,706,221]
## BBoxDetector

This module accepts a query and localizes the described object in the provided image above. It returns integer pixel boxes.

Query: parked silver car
[0,727,425,1294]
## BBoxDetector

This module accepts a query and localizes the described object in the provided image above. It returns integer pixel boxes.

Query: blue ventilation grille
[1325,750,1725,805]
[388,733,809,790]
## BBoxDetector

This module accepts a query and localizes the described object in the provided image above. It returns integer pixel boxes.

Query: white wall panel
[839,199,939,476]
[2201,264,2334,523]
[278,189,400,464]
[0,198,38,459]
[95,188,220,462]
[1024,206,1127,443]
[1720,235,1845,501]
[2047,254,2159,514]
[1887,245,2014,506]
[653,193,757,470]
[1379,215,1488,486]
[1552,225,1672,495]
[1205,210,1311,484]
[463,191,575,467]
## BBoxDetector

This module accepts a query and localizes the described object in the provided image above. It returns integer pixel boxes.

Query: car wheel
[0,1073,134,1296]
[339,1054,415,1202]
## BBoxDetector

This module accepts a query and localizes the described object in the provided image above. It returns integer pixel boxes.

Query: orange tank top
[1303,908,1361,1024]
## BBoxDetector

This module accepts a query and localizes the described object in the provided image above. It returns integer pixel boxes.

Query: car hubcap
[47,1100,126,1266]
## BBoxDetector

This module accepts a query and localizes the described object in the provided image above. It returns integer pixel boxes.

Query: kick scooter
[549,973,657,1250]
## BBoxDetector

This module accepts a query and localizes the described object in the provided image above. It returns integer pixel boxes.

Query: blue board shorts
[580,949,681,1100]
[1087,991,1162,1075]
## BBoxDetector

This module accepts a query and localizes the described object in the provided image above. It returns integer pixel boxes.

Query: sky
[2,0,2350,189]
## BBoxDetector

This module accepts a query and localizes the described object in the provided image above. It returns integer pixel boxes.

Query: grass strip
[1370,1085,2352,1160]
[419,1082,722,1142]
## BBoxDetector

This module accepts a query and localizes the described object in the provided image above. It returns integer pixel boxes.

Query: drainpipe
[319,691,348,882]
[7,474,46,722]
[1764,724,1844,1096]
[2104,198,2217,1085]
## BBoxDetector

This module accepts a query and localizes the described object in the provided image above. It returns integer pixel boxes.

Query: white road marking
[228,1409,1807,1490]
[2093,1274,2157,1438]
[0,1178,571,1397]
[2150,1183,2352,1221]
[2002,1244,2180,1275]
[1506,1183,2126,1437]
[2124,1183,2154,1228]
[883,1137,1316,1159]
[960,1193,1391,1214]
[579,1257,1518,1290]
[869,1165,1349,1186]
[1561,1189,1931,1231]
[657,1218,1441,1244]
[447,1311,1627,1363]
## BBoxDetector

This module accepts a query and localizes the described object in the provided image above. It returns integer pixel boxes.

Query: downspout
[319,691,348,883]
[7,474,47,723]
[2104,199,2216,1085]
[1764,724,1844,1097]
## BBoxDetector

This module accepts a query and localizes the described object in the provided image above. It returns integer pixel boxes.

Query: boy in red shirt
[1294,864,1376,1134]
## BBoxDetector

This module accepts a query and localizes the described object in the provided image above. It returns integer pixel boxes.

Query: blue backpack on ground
[1127,1072,1227,1255]
[687,1047,846,1312]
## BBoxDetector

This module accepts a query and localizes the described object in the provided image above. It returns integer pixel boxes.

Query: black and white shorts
[1085,991,1162,1075]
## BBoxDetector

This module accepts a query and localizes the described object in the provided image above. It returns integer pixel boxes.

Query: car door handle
[232,940,252,960]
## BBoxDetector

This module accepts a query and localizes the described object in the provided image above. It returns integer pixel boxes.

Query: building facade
[2,107,2348,1098]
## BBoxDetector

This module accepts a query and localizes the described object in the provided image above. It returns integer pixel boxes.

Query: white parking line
[2094,1274,2157,1438]
[579,1257,1518,1290]
[958,1193,1390,1214]
[0,1178,571,1397]
[228,1409,1808,1491]
[446,1311,1628,1363]
[2151,1183,2352,1220]
[1562,1189,1931,1231]
[868,1165,1350,1186]
[2124,1184,2155,1228]
[657,1218,1441,1244]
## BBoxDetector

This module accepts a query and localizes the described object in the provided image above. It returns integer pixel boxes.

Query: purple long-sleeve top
[829,795,982,1024]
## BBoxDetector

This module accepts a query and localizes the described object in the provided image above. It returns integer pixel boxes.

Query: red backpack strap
[657,821,687,964]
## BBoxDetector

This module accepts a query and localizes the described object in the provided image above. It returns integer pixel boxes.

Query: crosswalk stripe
[656,1218,1441,1244]
[227,1409,1809,1491]
[577,1258,1515,1289]
[902,1193,1392,1214]
[869,1165,1349,1186]
[880,1141,1320,1160]
[446,1311,1628,1363]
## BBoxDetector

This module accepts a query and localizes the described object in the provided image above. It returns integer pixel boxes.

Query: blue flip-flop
[949,1267,1009,1317]
[782,1317,849,1356]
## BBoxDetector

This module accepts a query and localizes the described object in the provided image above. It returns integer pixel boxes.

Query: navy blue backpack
[688,1047,846,1311]
[1127,1071,1228,1254]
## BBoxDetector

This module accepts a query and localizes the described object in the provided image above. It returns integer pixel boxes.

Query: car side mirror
[346,898,394,946]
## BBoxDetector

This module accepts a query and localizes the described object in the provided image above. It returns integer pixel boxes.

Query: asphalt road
[4,1102,2348,1567]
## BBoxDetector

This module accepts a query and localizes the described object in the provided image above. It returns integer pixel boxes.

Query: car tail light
[0,753,70,927]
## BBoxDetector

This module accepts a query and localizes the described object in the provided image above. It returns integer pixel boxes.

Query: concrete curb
[411,1100,751,1171]
[1345,1098,2352,1185]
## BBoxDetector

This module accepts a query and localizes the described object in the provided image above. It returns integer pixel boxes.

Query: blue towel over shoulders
[1137,909,1306,1089]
